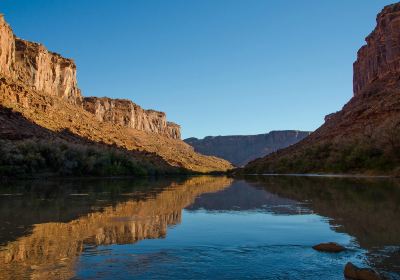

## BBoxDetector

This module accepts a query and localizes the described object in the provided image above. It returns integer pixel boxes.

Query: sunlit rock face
[353,4,400,96]
[83,97,181,139]
[0,15,14,77]
[0,15,82,105]
[14,39,82,105]
[0,14,182,139]
[0,176,232,280]
[243,3,400,175]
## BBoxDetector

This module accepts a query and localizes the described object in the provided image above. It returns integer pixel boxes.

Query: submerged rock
[344,262,382,280]
[312,242,346,253]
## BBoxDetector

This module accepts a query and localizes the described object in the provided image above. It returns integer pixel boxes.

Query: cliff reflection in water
[0,176,232,279]
[1,176,399,279]
[245,175,400,275]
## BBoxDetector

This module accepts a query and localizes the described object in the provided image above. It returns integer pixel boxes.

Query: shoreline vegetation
[239,120,400,177]
[0,138,193,178]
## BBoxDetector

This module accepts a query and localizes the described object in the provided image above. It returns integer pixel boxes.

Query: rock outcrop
[83,97,181,139]
[185,130,311,166]
[0,15,82,105]
[14,39,82,105]
[0,14,181,138]
[344,262,382,280]
[312,242,346,253]
[243,3,400,175]
[353,4,400,97]
[0,15,14,77]
[0,14,232,172]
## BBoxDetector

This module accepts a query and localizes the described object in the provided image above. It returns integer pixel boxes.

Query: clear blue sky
[0,0,395,138]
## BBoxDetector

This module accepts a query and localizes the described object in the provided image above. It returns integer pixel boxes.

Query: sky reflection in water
[0,176,399,279]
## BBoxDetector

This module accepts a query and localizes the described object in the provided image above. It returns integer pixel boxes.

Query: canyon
[243,3,400,175]
[0,14,232,174]
[185,130,311,166]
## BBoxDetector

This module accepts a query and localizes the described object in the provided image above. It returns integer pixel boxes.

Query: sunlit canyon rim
[0,14,232,175]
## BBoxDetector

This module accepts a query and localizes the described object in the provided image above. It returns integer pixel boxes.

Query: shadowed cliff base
[241,3,400,176]
[0,105,191,177]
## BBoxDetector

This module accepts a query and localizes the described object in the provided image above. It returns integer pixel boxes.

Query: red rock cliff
[14,39,82,105]
[0,15,14,77]
[83,97,181,139]
[0,14,181,139]
[353,3,400,96]
[0,14,82,105]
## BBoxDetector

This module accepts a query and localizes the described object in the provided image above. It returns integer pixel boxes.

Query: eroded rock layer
[243,3,400,175]
[0,14,230,172]
[83,97,181,139]
[0,14,180,139]
[353,4,400,96]
[14,38,82,105]
[0,15,14,77]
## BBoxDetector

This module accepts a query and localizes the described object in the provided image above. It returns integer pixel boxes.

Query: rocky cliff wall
[83,97,181,139]
[353,4,400,96]
[0,15,82,105]
[185,130,311,166]
[0,14,181,139]
[0,15,15,77]
[243,3,400,175]
[14,39,82,105]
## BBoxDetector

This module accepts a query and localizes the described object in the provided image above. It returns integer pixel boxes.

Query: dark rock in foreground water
[312,242,346,253]
[344,262,381,280]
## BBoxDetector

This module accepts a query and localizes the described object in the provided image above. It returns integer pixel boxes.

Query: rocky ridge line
[0,14,180,139]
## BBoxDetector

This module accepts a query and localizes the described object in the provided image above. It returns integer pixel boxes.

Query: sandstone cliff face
[0,15,231,172]
[353,4,400,96]
[185,130,311,166]
[83,97,181,139]
[0,15,15,77]
[243,3,400,175]
[14,39,82,105]
[0,15,82,105]
[0,14,181,139]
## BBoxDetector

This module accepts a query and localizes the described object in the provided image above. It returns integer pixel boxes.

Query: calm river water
[0,175,399,279]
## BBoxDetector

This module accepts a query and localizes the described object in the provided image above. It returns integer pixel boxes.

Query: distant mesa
[185,130,311,166]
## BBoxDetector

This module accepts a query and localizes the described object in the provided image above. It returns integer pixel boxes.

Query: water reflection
[0,175,399,279]
[0,176,232,279]
[246,175,400,276]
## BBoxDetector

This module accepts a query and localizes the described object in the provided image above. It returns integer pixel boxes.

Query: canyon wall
[0,14,181,139]
[0,15,82,105]
[83,97,181,139]
[243,3,400,175]
[185,130,311,166]
[0,15,14,77]
[14,39,82,105]
[353,4,400,96]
